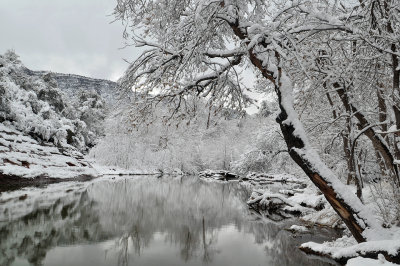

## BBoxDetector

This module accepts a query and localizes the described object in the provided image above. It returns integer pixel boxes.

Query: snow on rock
[242,172,304,186]
[290,191,325,209]
[199,170,320,220]
[245,172,326,218]
[300,233,400,264]
[288,225,309,233]
[0,123,97,186]
[199,169,240,181]
[347,255,399,266]
[248,188,311,214]
[301,205,343,228]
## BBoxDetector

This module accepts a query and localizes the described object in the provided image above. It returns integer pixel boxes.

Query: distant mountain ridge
[23,68,120,103]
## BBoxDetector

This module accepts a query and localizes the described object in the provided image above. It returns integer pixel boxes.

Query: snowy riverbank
[0,123,98,191]
[199,170,400,265]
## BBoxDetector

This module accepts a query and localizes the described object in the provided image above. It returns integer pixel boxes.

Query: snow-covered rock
[242,172,305,186]
[300,234,400,265]
[288,225,309,233]
[347,255,399,266]
[0,123,97,190]
[199,169,240,181]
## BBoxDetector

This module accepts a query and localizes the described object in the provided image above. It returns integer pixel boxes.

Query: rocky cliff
[23,68,120,104]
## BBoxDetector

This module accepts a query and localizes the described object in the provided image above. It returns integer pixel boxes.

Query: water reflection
[0,176,337,266]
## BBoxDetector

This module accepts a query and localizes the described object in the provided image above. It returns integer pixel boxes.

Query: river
[0,176,338,266]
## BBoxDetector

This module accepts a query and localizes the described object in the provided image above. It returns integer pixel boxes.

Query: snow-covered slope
[0,51,105,185]
[0,123,97,190]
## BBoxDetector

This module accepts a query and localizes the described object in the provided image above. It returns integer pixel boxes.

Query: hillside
[0,50,110,151]
[0,50,112,186]
[23,68,119,104]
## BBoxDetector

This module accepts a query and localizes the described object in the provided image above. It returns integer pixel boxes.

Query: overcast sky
[0,0,139,81]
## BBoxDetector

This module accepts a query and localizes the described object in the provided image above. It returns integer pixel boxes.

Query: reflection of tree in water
[0,177,337,266]
[92,177,247,264]
[116,233,129,266]
[201,217,218,263]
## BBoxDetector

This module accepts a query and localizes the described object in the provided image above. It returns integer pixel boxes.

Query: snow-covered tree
[90,97,257,174]
[114,0,400,245]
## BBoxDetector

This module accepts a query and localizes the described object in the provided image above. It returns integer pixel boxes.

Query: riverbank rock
[241,172,306,186]
[199,169,240,181]
[0,124,97,191]
[287,225,309,233]
[300,235,400,265]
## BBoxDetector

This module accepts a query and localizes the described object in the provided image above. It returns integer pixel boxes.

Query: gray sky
[0,0,139,81]
[0,0,264,113]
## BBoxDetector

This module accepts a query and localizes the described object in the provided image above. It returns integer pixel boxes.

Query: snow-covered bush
[231,117,290,175]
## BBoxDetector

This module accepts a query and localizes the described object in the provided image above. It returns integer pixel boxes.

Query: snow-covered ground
[0,123,97,181]
[90,162,160,176]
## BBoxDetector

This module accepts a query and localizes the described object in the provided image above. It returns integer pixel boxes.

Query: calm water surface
[0,176,338,266]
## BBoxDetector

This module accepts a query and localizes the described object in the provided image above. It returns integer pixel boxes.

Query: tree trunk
[324,91,356,186]
[334,83,399,186]
[384,0,400,162]
[393,106,400,159]
[377,85,388,134]
[375,83,392,176]
[225,15,380,243]
[274,79,371,242]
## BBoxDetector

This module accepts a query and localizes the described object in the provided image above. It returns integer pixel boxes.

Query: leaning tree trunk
[225,21,379,242]
[273,73,377,242]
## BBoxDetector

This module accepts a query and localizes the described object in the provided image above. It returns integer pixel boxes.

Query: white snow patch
[289,225,309,233]
[301,233,400,260]
[0,124,97,179]
[347,255,398,266]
